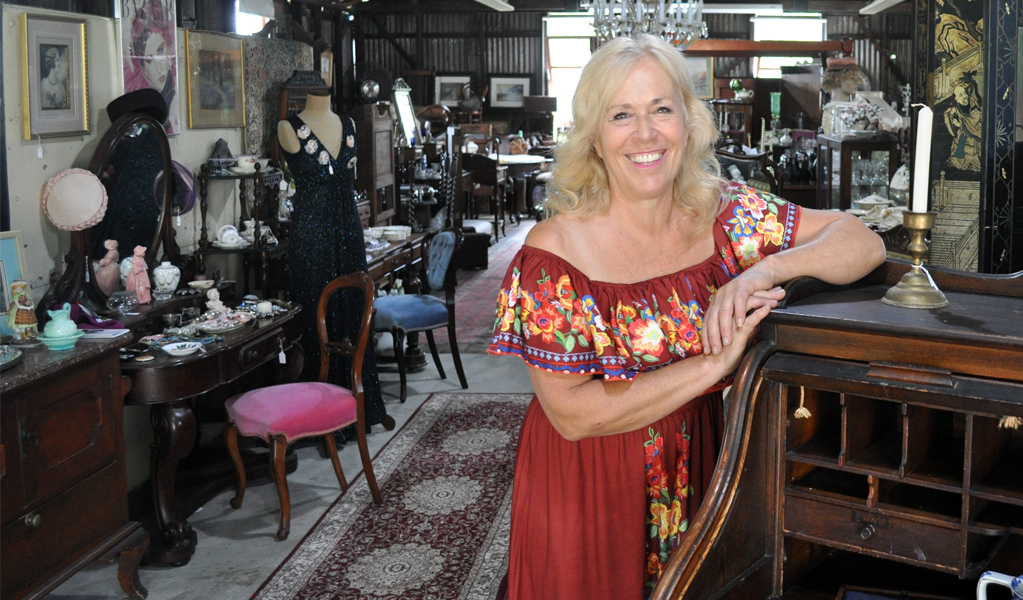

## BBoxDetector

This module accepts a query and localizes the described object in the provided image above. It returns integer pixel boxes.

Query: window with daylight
[544,14,595,137]
[751,15,827,78]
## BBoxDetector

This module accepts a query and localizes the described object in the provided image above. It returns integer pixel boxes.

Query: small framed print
[320,50,334,87]
[489,76,531,108]
[435,74,471,107]
[683,57,714,99]
[1,230,28,338]
[21,14,90,140]
[185,30,246,128]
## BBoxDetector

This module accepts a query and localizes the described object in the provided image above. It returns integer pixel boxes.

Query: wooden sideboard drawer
[3,362,118,520]
[1,461,125,598]
[226,328,289,381]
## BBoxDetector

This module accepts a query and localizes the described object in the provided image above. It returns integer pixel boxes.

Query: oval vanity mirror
[40,113,180,319]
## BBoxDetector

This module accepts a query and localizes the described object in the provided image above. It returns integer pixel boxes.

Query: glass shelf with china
[815,133,900,211]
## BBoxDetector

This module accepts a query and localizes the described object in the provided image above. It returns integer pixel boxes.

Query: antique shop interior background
[0,0,1022,573]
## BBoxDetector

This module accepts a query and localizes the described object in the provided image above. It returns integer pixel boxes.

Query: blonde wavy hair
[546,34,723,229]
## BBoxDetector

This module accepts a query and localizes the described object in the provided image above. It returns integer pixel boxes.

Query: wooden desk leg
[148,401,199,567]
[117,527,150,599]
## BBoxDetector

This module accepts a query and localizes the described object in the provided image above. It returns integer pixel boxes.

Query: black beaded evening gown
[281,114,388,433]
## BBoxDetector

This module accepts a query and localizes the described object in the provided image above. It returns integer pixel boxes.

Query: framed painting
[320,49,333,87]
[684,57,714,99]
[184,30,246,128]
[121,0,180,134]
[20,14,90,140]
[0,230,27,337]
[435,74,471,107]
[489,76,531,108]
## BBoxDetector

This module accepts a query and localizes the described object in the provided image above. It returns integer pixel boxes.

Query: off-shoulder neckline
[516,243,723,288]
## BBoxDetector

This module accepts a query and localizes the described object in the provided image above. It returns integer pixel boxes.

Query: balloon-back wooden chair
[223,271,382,540]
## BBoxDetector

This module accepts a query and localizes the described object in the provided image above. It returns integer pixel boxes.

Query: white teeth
[630,152,663,165]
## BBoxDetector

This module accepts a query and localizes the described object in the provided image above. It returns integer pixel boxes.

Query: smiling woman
[487,33,886,600]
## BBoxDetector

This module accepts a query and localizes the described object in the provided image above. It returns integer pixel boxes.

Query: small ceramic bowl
[161,341,203,357]
[189,280,215,291]
[38,331,85,351]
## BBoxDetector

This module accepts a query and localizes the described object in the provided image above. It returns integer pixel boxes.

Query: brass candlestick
[882,211,949,309]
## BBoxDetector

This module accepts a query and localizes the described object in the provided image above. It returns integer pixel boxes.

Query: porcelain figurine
[125,245,151,304]
[120,256,133,287]
[206,288,227,315]
[152,261,180,300]
[95,239,120,296]
[5,280,38,341]
[44,303,78,338]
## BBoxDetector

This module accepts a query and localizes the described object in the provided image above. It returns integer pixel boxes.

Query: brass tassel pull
[998,415,1022,430]
[793,386,811,419]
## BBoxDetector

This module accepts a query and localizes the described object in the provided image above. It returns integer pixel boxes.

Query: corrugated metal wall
[359,11,544,99]
[828,13,913,108]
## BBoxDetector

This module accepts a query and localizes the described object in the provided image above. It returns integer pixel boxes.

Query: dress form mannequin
[277,94,392,436]
[277,92,343,157]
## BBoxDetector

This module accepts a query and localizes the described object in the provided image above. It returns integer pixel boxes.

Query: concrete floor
[50,352,536,600]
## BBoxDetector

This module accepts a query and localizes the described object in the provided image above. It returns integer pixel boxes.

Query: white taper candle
[912,105,932,213]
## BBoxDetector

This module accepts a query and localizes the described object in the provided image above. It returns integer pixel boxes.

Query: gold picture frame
[184,30,245,128]
[21,13,90,140]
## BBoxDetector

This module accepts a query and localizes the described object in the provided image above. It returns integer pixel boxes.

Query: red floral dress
[488,184,801,599]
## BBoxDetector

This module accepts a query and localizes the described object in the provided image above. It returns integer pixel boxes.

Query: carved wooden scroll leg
[117,526,150,599]
[651,338,778,600]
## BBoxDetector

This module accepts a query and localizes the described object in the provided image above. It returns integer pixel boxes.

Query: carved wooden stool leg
[224,423,246,509]
[270,434,291,540]
[324,433,349,491]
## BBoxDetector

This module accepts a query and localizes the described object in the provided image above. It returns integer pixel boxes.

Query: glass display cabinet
[711,99,754,144]
[815,134,901,210]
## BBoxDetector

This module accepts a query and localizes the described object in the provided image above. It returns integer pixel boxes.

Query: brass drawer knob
[859,523,876,540]
[24,512,42,528]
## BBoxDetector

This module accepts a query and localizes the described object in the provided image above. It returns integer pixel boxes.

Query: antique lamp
[590,0,707,48]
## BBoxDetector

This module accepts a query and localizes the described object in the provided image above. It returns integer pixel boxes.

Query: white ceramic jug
[977,572,1022,600]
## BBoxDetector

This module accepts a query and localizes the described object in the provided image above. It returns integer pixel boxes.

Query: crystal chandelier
[591,0,707,49]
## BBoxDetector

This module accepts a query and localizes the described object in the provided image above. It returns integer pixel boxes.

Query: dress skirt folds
[488,184,802,598]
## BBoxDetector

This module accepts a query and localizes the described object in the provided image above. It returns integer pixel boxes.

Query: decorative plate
[0,346,24,372]
[195,312,253,334]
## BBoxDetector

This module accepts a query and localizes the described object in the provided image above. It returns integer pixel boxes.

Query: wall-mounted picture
[684,57,714,99]
[185,30,246,128]
[489,76,531,108]
[121,0,180,134]
[435,74,471,107]
[20,14,90,140]
[320,50,333,87]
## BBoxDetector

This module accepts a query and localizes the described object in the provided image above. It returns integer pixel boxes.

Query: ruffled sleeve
[488,248,636,381]
[717,183,801,272]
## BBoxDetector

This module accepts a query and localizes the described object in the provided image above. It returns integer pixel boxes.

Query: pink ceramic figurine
[95,239,120,296]
[125,245,151,304]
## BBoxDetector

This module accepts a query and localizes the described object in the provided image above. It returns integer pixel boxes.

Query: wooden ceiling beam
[683,39,853,57]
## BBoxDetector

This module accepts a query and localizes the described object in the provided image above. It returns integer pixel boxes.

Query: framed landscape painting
[21,14,90,140]
[435,74,471,107]
[489,76,530,108]
[185,30,245,128]
[684,57,714,99]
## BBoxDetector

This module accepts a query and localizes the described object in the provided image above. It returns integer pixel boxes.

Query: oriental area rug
[252,392,531,600]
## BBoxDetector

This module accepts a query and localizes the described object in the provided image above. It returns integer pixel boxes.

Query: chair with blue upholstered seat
[375,228,468,402]
[223,271,382,541]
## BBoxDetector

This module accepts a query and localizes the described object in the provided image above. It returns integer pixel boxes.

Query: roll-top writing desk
[653,263,1022,599]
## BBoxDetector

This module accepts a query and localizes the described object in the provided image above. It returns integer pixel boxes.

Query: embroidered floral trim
[297,125,311,140]
[304,139,319,154]
[318,150,330,165]
[644,423,693,594]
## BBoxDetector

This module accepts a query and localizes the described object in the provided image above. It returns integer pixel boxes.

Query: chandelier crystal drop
[591,0,707,49]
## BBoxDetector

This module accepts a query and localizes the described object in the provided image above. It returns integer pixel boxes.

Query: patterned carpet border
[253,392,531,600]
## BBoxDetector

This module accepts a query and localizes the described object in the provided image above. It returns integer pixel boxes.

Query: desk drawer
[785,494,891,555]
[1,461,125,598]
[225,329,289,381]
[785,494,961,569]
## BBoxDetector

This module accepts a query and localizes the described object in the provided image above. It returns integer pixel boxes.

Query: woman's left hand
[701,268,784,355]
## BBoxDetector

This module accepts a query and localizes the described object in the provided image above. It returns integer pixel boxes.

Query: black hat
[107,88,169,124]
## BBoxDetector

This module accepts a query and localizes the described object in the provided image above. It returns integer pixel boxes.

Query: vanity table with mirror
[28,112,307,568]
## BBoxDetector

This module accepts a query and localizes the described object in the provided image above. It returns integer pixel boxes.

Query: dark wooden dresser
[1,335,147,599]
[654,265,1023,600]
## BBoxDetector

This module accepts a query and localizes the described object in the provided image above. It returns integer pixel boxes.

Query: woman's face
[594,57,688,204]
[141,32,170,90]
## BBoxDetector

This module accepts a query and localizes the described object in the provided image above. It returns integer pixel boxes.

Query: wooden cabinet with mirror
[351,102,396,225]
